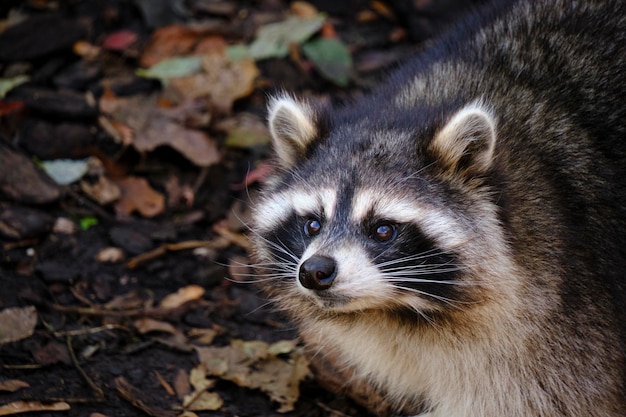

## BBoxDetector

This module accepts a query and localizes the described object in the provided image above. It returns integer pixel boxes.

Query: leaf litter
[0,0,441,415]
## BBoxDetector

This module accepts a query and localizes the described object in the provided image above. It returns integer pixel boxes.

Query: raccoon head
[252,95,512,322]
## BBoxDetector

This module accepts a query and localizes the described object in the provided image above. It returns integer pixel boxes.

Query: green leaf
[79,217,98,230]
[136,56,203,85]
[248,15,326,60]
[0,75,29,98]
[224,127,271,148]
[302,38,352,86]
[226,44,252,61]
[40,159,90,185]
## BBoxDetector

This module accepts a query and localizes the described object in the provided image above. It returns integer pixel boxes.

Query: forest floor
[0,1,469,416]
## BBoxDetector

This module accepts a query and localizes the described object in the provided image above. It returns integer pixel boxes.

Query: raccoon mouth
[309,291,352,309]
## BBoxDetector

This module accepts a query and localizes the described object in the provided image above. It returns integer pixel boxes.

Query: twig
[66,336,105,401]
[125,238,230,269]
[53,324,130,337]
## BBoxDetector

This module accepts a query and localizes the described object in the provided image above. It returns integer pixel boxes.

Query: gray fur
[253,0,626,415]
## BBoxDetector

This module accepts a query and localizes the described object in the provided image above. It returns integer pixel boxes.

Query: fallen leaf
[0,379,29,392]
[105,291,146,311]
[140,25,199,68]
[134,318,177,334]
[0,75,29,98]
[290,1,319,18]
[31,340,71,366]
[182,365,222,411]
[113,176,165,218]
[0,401,70,416]
[95,247,125,263]
[216,113,271,148]
[137,56,203,85]
[102,30,138,51]
[187,328,218,345]
[40,159,90,185]
[189,365,215,392]
[173,368,191,400]
[196,339,310,413]
[100,94,220,167]
[248,16,326,60]
[185,391,223,411]
[302,37,352,86]
[159,285,205,309]
[0,306,37,345]
[165,53,259,114]
[79,216,98,230]
[80,175,121,205]
[52,217,77,234]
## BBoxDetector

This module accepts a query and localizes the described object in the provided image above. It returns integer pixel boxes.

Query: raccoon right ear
[429,103,496,178]
[267,95,319,169]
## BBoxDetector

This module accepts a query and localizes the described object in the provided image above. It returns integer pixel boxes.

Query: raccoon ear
[430,103,496,177]
[267,95,319,169]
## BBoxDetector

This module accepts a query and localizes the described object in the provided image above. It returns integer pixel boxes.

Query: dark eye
[371,223,397,243]
[304,218,322,237]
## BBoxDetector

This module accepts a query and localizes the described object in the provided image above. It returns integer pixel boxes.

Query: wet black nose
[299,255,337,290]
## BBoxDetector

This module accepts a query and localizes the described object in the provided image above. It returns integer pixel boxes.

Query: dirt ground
[0,1,471,416]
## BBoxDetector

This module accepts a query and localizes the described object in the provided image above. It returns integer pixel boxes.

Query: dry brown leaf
[113,176,165,218]
[0,306,37,345]
[133,318,177,334]
[182,365,222,411]
[165,53,259,114]
[140,25,199,68]
[0,379,29,392]
[159,285,205,309]
[32,340,71,366]
[187,328,218,345]
[0,401,70,416]
[165,175,194,209]
[100,94,220,167]
[104,291,146,310]
[196,339,310,413]
[185,391,223,411]
[173,368,191,401]
[81,175,121,205]
[95,247,125,263]
[290,1,319,18]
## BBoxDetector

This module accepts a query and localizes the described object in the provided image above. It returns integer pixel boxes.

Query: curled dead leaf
[159,285,205,309]
[113,176,165,218]
[0,401,70,416]
[0,306,37,345]
[164,53,259,114]
[196,339,310,413]
[133,317,177,334]
[0,379,29,392]
[95,247,125,263]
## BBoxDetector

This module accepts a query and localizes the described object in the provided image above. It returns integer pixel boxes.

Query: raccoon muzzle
[299,255,337,290]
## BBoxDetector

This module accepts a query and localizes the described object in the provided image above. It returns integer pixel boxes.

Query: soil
[0,1,473,416]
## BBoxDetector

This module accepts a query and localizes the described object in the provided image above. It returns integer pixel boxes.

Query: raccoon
[251,0,626,415]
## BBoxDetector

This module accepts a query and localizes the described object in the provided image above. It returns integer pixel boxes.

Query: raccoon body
[252,0,626,415]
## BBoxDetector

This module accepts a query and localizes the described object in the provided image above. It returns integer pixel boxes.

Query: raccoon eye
[304,218,322,237]
[371,223,397,243]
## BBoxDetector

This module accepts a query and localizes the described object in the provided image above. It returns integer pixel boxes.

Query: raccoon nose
[299,255,337,290]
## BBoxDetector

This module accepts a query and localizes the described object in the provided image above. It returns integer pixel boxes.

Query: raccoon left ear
[429,103,496,177]
[267,95,319,169]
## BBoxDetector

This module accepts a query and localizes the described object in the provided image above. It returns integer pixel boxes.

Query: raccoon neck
[300,288,623,417]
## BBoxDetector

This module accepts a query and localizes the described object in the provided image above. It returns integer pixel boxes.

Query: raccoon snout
[299,255,337,290]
